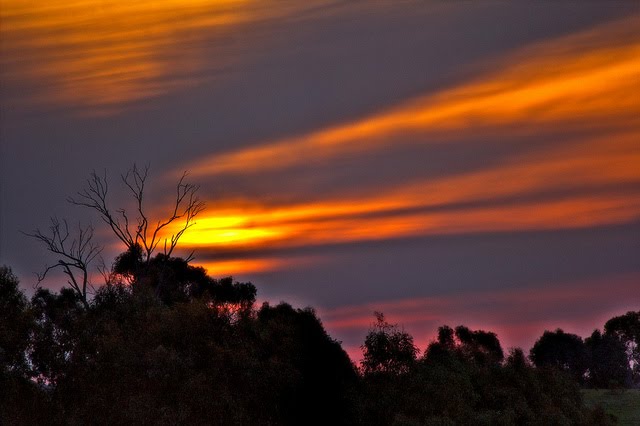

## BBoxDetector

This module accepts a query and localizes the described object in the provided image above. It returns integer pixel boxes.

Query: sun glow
[198,258,286,276]
[166,134,640,262]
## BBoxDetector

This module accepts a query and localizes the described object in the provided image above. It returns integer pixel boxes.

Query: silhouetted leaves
[0,266,32,375]
[530,329,589,385]
[361,312,418,376]
[585,329,631,388]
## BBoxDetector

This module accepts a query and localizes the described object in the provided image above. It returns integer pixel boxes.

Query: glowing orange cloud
[167,132,640,258]
[198,258,285,276]
[0,1,329,113]
[175,193,639,253]
[1,0,246,112]
[186,15,640,176]
[197,254,323,276]
[163,16,640,276]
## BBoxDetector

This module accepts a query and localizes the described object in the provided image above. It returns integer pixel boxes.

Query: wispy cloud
[0,0,334,114]
[165,15,640,275]
[165,131,640,272]
[186,15,640,176]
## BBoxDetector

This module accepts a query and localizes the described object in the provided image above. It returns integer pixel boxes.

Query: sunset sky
[1,1,639,360]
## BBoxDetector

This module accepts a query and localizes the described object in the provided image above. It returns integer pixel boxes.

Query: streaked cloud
[198,258,285,276]
[186,15,640,176]
[159,15,640,277]
[0,0,333,114]
[197,254,323,276]
[165,132,640,273]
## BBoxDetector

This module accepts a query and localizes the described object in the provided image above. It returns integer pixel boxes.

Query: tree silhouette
[109,243,257,308]
[24,219,101,308]
[605,310,640,385]
[361,312,418,375]
[1,268,620,425]
[0,266,51,424]
[453,325,504,366]
[69,164,204,263]
[423,324,503,366]
[0,266,33,375]
[585,329,631,388]
[26,165,204,308]
[529,329,589,384]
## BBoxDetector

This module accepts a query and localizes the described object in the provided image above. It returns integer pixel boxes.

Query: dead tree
[25,218,101,309]
[68,164,205,263]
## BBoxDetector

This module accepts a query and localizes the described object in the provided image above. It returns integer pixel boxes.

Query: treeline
[0,254,638,425]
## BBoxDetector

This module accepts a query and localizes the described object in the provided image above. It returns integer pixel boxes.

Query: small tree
[361,312,418,375]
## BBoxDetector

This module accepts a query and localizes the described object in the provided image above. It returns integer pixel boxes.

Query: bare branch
[24,219,101,309]
[184,250,196,263]
[154,172,205,258]
[69,165,204,264]
[68,170,135,250]
[121,164,149,247]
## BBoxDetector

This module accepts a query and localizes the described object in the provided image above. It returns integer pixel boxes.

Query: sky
[1,0,639,360]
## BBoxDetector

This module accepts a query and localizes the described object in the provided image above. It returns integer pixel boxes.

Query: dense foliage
[1,260,633,425]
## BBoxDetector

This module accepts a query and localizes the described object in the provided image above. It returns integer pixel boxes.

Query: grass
[582,389,640,425]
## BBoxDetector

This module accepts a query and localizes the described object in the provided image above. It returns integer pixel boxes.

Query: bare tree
[68,164,205,263]
[24,218,101,309]
[25,165,203,307]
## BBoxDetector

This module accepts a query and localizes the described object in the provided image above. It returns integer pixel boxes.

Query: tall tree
[585,329,631,388]
[0,267,50,425]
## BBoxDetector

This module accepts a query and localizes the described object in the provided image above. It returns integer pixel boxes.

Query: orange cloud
[167,132,640,258]
[197,254,322,276]
[0,0,329,113]
[163,16,640,275]
[198,258,285,276]
[186,15,640,176]
[1,0,245,112]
